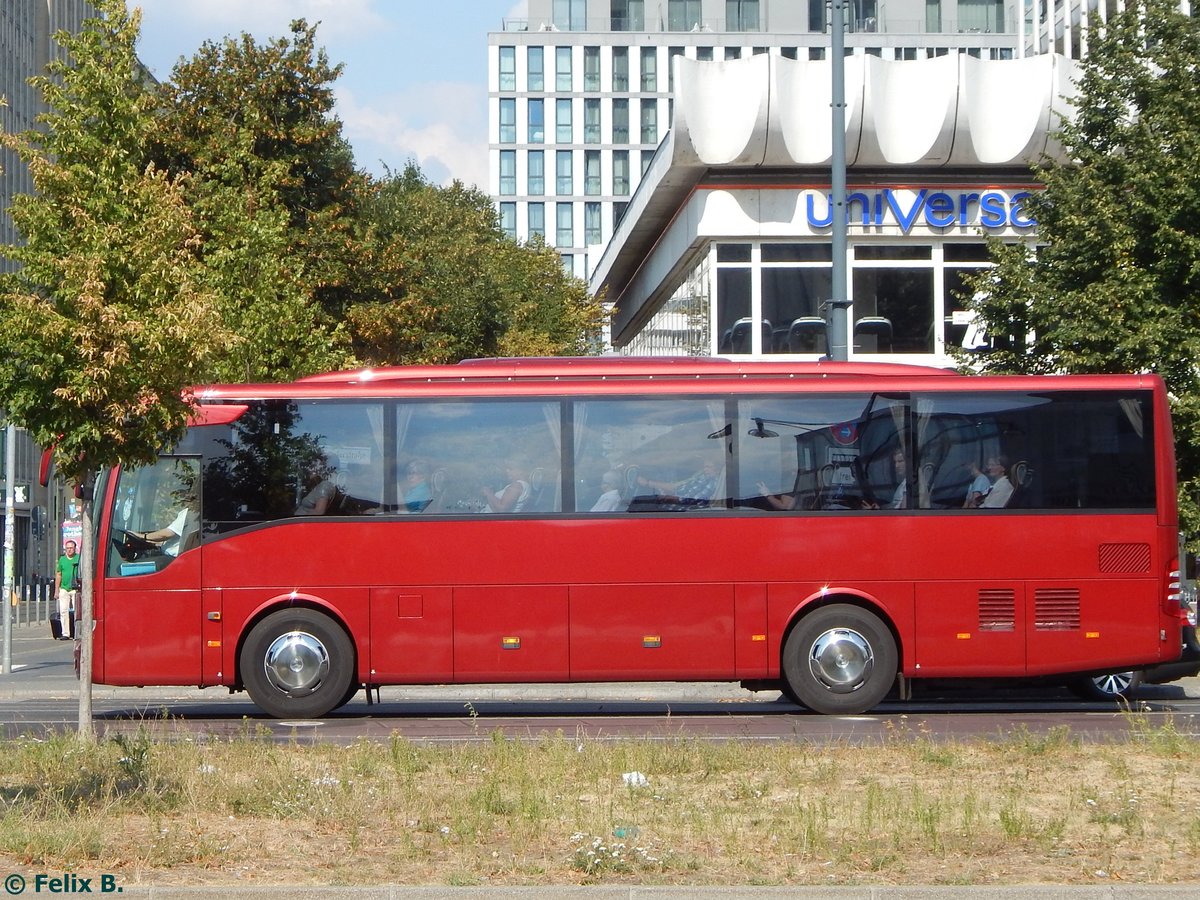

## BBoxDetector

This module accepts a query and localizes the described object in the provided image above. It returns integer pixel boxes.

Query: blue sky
[131,0,527,189]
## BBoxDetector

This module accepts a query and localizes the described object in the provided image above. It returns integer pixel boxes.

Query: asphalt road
[3,625,1198,744]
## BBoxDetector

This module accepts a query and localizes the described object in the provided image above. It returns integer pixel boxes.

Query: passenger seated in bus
[963,460,991,508]
[979,455,1014,508]
[864,448,907,509]
[295,454,342,516]
[636,459,721,506]
[590,470,624,512]
[755,480,799,510]
[481,456,532,513]
[401,458,433,512]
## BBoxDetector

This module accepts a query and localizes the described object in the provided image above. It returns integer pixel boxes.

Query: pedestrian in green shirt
[53,540,80,640]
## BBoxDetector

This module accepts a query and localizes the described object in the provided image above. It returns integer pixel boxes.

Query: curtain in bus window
[397,399,561,514]
[735,393,905,512]
[912,391,1156,510]
[572,397,730,513]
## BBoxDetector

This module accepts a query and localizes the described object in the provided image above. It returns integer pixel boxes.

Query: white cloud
[336,83,488,188]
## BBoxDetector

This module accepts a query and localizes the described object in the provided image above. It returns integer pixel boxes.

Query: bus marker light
[501,637,521,649]
[207,612,221,621]
[1086,632,1100,639]
[751,634,766,642]
[643,636,661,648]
[956,633,971,640]
[206,640,221,648]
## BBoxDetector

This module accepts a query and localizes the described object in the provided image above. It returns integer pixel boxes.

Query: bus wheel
[782,604,897,715]
[1068,670,1143,702]
[240,609,355,719]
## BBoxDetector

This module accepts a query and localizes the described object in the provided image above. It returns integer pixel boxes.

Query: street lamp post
[827,0,851,361]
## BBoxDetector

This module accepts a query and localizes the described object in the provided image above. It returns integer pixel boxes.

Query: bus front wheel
[240,609,355,719]
[782,604,897,715]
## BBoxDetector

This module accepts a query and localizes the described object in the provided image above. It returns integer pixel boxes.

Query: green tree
[0,0,230,738]
[150,20,360,380]
[961,0,1200,539]
[347,164,605,364]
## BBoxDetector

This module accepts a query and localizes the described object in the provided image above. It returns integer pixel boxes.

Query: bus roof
[192,358,1163,405]
[293,357,955,385]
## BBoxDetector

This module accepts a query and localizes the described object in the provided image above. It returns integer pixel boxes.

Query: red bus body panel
[92,362,1183,693]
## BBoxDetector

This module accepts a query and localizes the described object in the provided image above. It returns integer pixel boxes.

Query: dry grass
[1,716,1198,887]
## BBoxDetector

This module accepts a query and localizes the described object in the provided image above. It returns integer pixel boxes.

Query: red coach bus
[91,357,1188,718]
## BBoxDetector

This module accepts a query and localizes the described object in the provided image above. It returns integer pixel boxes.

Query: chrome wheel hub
[263,631,330,698]
[808,627,873,694]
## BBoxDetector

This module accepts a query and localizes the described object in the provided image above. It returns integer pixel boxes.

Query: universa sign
[805,187,1036,232]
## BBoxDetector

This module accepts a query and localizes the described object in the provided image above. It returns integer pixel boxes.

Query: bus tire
[1068,670,1143,702]
[240,608,355,719]
[782,604,897,715]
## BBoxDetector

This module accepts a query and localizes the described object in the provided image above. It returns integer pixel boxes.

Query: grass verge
[1,717,1197,887]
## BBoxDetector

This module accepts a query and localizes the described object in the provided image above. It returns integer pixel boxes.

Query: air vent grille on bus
[1098,543,1151,574]
[978,589,1016,632]
[1034,588,1081,631]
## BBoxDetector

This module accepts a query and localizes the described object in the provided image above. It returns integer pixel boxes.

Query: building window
[851,245,934,354]
[668,47,684,91]
[499,202,516,239]
[781,46,799,59]
[584,150,601,195]
[584,202,602,245]
[499,46,516,91]
[850,0,879,31]
[528,99,544,143]
[640,99,657,145]
[498,98,516,144]
[528,46,544,91]
[696,46,713,61]
[528,202,546,241]
[613,99,629,143]
[553,0,586,31]
[668,0,703,31]
[614,201,629,226]
[584,98,601,143]
[556,46,572,91]
[640,47,657,91]
[725,46,742,60]
[641,149,655,175]
[584,46,601,91]
[612,150,630,196]
[941,243,990,352]
[556,98,573,143]
[613,47,629,92]
[612,0,645,30]
[528,150,545,195]
[809,0,826,31]
[557,202,574,248]
[499,150,516,195]
[726,0,760,31]
[556,150,573,195]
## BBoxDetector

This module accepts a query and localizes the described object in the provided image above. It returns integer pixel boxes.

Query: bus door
[102,455,204,684]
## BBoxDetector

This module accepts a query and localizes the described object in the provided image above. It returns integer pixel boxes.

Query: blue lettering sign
[803,188,1038,231]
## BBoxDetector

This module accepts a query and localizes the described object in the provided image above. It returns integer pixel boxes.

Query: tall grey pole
[2,422,16,675]
[827,1,851,361]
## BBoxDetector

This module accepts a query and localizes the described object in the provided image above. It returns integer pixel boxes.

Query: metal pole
[827,1,851,361]
[3,422,16,674]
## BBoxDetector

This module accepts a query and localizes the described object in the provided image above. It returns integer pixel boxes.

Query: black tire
[240,608,355,719]
[1068,670,1144,702]
[333,682,361,711]
[782,604,898,715]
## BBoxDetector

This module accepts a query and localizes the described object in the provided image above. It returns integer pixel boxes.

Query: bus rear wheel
[782,604,897,715]
[1068,670,1143,702]
[240,609,355,719]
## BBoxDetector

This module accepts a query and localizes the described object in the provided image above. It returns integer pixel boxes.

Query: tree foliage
[0,0,226,480]
[961,0,1200,538]
[346,164,605,365]
[150,20,360,381]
